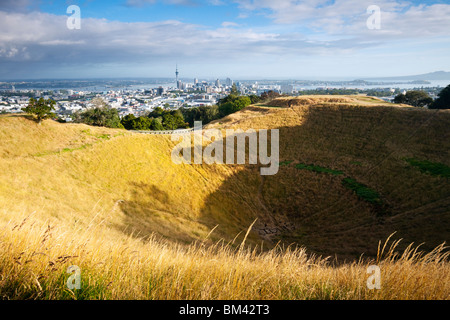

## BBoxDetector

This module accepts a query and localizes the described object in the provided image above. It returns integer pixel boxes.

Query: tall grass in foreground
[0,214,449,300]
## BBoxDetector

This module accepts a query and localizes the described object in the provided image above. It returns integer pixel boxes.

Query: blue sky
[0,0,449,80]
[41,1,245,28]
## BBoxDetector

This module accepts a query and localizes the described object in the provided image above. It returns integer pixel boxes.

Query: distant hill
[364,71,450,81]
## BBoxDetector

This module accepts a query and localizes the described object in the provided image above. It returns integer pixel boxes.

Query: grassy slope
[2,97,450,256]
[0,114,257,246]
[0,97,449,299]
[2,97,450,257]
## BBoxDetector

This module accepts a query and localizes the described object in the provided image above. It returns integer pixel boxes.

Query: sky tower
[175,64,179,83]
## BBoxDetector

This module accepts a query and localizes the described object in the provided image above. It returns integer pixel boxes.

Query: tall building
[226,78,233,86]
[215,79,220,87]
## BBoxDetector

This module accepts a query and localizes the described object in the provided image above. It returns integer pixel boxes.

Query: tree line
[393,85,450,109]
[20,84,450,127]
[66,92,259,130]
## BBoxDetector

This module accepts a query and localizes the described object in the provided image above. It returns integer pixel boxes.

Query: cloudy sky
[0,0,449,80]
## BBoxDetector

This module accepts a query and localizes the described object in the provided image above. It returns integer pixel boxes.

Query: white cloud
[39,40,86,46]
[233,0,450,38]
[0,11,290,68]
[221,21,239,27]
[0,1,449,78]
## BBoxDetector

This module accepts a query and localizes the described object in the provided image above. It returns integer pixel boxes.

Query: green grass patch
[33,132,117,157]
[254,103,281,108]
[342,178,383,206]
[82,129,112,140]
[405,158,450,178]
[279,160,293,166]
[295,163,344,176]
[61,144,92,153]
[34,144,92,157]
[97,134,111,140]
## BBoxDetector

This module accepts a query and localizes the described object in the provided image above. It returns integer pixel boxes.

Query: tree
[249,94,261,104]
[161,111,188,130]
[218,102,235,117]
[204,105,219,123]
[230,83,239,96]
[393,90,433,108]
[121,114,137,130]
[162,113,176,130]
[170,110,188,129]
[148,107,164,118]
[218,95,251,117]
[430,84,450,109]
[260,90,281,101]
[180,105,220,127]
[22,98,56,124]
[73,105,124,129]
[234,96,251,110]
[121,115,166,131]
[393,94,407,104]
[150,118,164,131]
[218,94,238,106]
[130,117,153,130]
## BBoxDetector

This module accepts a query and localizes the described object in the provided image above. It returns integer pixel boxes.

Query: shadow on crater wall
[117,105,450,261]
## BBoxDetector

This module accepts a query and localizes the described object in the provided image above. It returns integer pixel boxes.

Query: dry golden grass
[0,114,125,158]
[206,95,416,131]
[0,95,449,300]
[255,95,401,108]
[0,114,257,247]
[0,213,448,300]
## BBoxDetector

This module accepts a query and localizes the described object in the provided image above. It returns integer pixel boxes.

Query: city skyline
[0,0,449,80]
